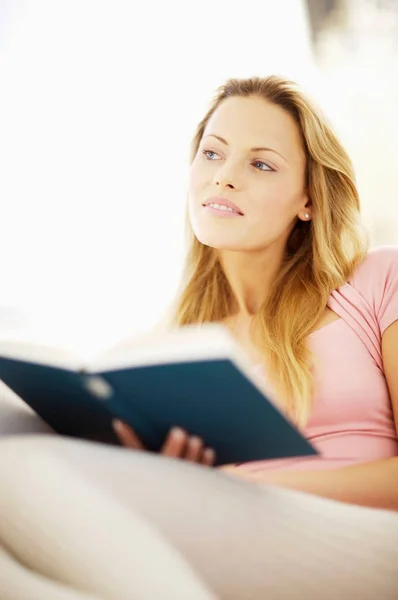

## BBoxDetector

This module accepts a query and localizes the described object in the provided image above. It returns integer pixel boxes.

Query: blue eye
[201,149,274,171]
[202,149,220,160]
[253,160,273,172]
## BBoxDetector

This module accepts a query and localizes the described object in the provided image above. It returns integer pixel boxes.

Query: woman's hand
[218,464,257,482]
[113,420,216,466]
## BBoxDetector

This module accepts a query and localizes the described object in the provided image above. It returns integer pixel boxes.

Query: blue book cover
[0,324,318,466]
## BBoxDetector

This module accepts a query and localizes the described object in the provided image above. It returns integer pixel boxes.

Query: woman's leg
[0,436,215,600]
[0,545,100,600]
[0,435,397,600]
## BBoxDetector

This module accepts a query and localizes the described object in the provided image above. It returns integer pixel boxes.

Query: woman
[117,74,398,505]
[0,75,397,599]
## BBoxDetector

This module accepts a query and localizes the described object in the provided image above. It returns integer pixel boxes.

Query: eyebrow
[203,133,289,164]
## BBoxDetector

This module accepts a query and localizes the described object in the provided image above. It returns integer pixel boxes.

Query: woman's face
[188,95,310,251]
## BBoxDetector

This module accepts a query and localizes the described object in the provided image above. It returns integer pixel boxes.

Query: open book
[0,323,317,466]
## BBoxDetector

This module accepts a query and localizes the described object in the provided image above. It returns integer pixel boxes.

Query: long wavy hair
[170,75,368,426]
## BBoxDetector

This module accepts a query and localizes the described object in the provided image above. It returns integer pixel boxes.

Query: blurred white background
[0,0,397,354]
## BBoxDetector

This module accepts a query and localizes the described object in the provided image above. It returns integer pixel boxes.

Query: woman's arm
[224,321,398,511]
[240,457,398,511]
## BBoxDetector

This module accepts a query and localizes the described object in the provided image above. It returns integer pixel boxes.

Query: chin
[193,228,245,251]
[189,207,248,250]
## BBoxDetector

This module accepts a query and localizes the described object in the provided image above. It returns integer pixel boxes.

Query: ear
[298,192,312,222]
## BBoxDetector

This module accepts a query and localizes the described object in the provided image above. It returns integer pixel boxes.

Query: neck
[219,243,286,318]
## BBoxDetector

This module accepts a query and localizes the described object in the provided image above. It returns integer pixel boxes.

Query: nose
[213,161,240,190]
[216,179,235,190]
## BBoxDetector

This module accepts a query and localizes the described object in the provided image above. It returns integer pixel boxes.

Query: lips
[202,196,244,215]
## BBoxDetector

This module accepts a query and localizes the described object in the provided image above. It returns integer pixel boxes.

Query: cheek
[255,176,304,216]
[187,167,203,232]
[188,156,204,191]
[246,180,303,241]
[188,152,219,197]
[188,162,209,218]
[187,170,198,198]
[188,173,200,215]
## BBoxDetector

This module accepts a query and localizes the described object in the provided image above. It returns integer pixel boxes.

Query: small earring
[304,213,310,220]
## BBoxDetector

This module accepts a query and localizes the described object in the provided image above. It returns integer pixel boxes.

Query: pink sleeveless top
[239,246,398,473]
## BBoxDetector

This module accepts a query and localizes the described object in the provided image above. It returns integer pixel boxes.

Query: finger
[217,466,254,481]
[202,447,216,466]
[218,464,234,471]
[184,436,204,462]
[161,427,189,457]
[218,464,237,473]
[113,420,145,450]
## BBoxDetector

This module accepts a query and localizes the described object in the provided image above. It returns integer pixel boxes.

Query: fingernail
[189,436,202,445]
[204,448,215,462]
[171,427,185,438]
[113,419,124,433]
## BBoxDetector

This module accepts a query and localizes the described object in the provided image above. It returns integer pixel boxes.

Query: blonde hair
[171,75,368,426]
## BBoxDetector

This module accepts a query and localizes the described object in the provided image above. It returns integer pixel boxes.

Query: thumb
[113,420,146,450]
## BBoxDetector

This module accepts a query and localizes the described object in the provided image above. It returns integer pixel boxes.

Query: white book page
[0,307,138,370]
[87,322,276,403]
[0,308,89,370]
[0,318,278,410]
[0,332,85,371]
[87,323,235,371]
[0,319,275,404]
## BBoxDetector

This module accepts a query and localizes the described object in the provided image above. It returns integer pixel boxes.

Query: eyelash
[201,149,275,172]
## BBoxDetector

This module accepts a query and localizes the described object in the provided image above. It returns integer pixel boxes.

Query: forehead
[204,96,306,165]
